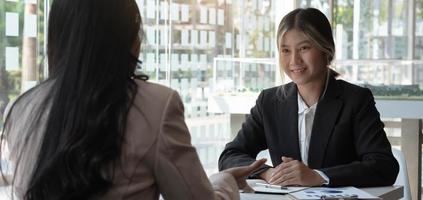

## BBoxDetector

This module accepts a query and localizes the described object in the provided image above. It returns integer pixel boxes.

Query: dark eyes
[299,46,310,51]
[281,49,290,54]
[280,46,310,54]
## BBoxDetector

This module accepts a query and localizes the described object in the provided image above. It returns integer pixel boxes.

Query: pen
[256,183,288,190]
[319,194,358,200]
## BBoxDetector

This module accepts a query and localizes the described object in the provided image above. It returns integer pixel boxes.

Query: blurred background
[1,0,423,199]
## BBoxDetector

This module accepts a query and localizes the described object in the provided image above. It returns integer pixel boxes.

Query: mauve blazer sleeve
[155,91,239,200]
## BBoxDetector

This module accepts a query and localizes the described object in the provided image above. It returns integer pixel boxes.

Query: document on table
[249,180,308,194]
[290,186,380,199]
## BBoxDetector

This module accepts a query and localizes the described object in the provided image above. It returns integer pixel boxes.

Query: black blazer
[218,76,399,187]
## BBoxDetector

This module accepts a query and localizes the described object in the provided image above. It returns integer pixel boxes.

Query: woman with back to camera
[218,8,399,187]
[1,0,266,199]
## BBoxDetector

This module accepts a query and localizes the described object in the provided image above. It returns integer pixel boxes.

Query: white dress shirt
[297,94,317,166]
[296,72,330,184]
[297,94,330,184]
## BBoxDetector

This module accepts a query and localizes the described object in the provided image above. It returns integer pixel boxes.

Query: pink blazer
[102,80,239,199]
[5,80,239,200]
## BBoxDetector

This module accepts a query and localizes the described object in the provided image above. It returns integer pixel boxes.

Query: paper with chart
[290,186,379,199]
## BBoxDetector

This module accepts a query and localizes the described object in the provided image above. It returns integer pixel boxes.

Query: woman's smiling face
[279,28,328,87]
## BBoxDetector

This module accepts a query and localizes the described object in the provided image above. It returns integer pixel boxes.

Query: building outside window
[134,0,276,174]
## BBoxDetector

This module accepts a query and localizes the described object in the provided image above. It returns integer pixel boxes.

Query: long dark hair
[3,0,144,199]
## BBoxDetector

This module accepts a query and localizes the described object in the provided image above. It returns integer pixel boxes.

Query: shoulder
[135,80,177,101]
[3,80,54,152]
[131,80,182,125]
[335,79,373,99]
[5,80,54,121]
[117,80,183,164]
[259,82,296,102]
[133,80,181,109]
[331,79,376,114]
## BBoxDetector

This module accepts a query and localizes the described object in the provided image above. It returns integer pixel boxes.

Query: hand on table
[260,156,325,187]
[222,158,267,190]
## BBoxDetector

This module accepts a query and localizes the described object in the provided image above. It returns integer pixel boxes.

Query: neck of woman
[297,73,328,107]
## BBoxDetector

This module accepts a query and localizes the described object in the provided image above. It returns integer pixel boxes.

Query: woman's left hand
[268,156,325,186]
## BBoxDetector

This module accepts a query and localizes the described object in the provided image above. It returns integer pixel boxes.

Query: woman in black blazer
[218,8,399,187]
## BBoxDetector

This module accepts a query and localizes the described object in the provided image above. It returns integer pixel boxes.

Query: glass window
[299,0,331,17]
[416,0,423,60]
[1,1,47,127]
[332,0,409,60]
[298,0,423,92]
[136,0,276,174]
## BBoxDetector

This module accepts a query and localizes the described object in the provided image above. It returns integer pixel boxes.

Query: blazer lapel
[277,84,301,161]
[308,76,343,169]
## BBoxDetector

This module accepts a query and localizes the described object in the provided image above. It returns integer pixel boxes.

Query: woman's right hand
[259,167,275,183]
[222,158,267,189]
[259,156,325,186]
[259,156,293,183]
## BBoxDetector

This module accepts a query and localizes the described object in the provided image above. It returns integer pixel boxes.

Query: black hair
[1,0,146,199]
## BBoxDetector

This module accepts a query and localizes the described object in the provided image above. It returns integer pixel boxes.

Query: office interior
[1,0,422,199]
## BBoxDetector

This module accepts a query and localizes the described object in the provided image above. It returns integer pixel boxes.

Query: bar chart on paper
[290,187,379,200]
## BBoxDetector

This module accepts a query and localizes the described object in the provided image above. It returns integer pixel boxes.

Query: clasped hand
[260,156,325,187]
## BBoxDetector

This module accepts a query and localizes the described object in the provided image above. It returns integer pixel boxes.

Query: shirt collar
[297,94,318,114]
[297,94,308,114]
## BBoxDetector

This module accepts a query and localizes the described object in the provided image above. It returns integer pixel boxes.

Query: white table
[241,181,404,200]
